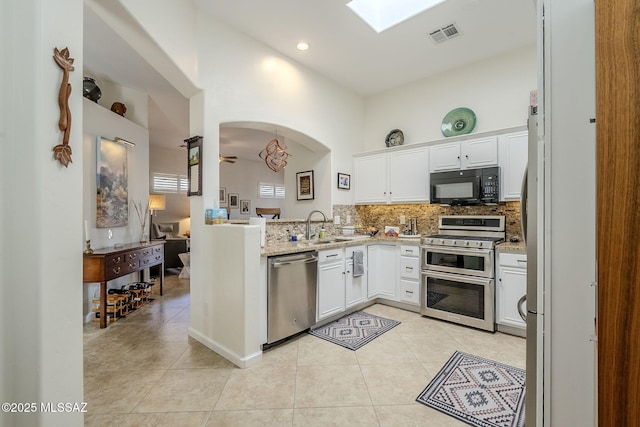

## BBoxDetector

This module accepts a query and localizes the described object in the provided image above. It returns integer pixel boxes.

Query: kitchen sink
[334,235,372,241]
[298,238,339,246]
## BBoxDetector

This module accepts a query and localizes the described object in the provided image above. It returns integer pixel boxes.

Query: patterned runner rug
[416,351,526,427]
[309,310,400,351]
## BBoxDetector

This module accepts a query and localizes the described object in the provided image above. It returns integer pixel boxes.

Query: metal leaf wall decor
[259,138,290,172]
[53,47,75,167]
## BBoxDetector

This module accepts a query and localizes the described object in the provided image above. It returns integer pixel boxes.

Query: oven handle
[421,270,493,286]
[420,245,493,256]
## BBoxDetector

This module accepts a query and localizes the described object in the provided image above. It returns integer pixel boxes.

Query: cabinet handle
[405,249,414,253]
[326,254,338,258]
[517,259,527,264]
[405,267,413,271]
[466,154,469,158]
[406,290,413,294]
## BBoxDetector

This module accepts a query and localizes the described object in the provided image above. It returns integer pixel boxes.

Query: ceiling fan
[178,143,237,163]
[219,155,237,164]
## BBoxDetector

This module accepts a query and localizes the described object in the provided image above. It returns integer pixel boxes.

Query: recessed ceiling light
[347,0,447,33]
[296,41,310,51]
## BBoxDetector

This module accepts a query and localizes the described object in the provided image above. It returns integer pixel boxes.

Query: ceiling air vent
[429,23,460,43]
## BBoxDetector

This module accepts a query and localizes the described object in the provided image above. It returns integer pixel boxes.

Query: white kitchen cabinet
[345,245,367,308]
[496,251,527,335]
[317,249,346,321]
[498,131,528,201]
[429,136,498,172]
[353,153,387,203]
[367,244,398,300]
[399,244,420,305]
[354,146,429,204]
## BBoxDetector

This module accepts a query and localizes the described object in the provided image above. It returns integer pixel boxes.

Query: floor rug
[416,351,526,427]
[309,311,400,351]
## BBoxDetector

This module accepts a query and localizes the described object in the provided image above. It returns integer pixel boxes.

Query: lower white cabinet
[496,251,527,333]
[317,249,346,321]
[367,244,398,300]
[399,244,420,305]
[345,246,367,308]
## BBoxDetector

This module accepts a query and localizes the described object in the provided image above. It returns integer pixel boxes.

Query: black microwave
[430,167,500,205]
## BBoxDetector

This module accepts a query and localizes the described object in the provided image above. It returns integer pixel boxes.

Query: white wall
[82,98,150,322]
[364,46,537,151]
[1,0,84,425]
[220,158,284,220]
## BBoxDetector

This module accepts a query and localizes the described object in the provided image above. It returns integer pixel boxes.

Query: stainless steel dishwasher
[267,251,318,345]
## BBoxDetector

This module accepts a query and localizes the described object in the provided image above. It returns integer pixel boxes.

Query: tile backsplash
[259,202,522,244]
[354,201,523,242]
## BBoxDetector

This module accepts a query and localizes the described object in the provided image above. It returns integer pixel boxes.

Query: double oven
[420,215,505,332]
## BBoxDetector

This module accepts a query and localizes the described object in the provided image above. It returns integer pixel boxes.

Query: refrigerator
[521,104,544,426]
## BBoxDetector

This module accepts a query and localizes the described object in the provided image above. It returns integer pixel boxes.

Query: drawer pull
[405,267,413,271]
[155,255,162,261]
[128,263,136,268]
[129,253,137,259]
[405,249,414,254]
[326,254,339,258]
[142,259,150,265]
[406,290,414,294]
[111,256,121,264]
[517,259,527,264]
[112,267,121,275]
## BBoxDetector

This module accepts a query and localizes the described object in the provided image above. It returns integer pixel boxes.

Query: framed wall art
[228,193,239,208]
[219,187,227,207]
[240,199,250,214]
[96,137,129,227]
[296,170,314,200]
[338,173,351,190]
[185,136,202,196]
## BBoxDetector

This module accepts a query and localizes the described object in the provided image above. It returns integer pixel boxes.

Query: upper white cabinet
[498,131,528,201]
[429,136,498,172]
[354,146,429,204]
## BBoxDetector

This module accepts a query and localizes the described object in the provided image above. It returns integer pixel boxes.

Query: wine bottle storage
[92,282,154,323]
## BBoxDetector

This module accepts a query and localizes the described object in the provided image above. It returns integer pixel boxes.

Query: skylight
[347,0,447,33]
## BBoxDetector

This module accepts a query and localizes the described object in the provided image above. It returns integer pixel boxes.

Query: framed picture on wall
[337,173,351,190]
[219,187,227,207]
[185,136,203,196]
[296,170,314,200]
[229,193,239,208]
[240,199,250,214]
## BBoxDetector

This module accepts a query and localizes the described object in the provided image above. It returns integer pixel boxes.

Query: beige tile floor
[83,275,525,426]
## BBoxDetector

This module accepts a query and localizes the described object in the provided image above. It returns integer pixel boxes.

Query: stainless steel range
[420,215,505,331]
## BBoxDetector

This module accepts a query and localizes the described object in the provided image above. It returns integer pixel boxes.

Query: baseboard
[188,327,262,368]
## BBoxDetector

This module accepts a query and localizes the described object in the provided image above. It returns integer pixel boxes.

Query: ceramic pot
[83,77,102,102]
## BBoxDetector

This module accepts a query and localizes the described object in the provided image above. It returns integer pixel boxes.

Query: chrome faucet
[305,210,327,240]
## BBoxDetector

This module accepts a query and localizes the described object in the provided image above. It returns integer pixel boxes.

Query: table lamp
[148,194,166,239]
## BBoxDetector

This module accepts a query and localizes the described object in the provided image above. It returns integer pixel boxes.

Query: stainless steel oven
[422,270,495,331]
[421,245,494,278]
[420,215,504,332]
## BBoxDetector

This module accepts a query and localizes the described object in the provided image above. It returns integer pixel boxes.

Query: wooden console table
[83,241,165,328]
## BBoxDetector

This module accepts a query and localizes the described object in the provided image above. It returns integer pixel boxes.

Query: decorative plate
[385,129,404,147]
[441,107,476,137]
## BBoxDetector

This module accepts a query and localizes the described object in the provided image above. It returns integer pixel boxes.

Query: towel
[353,250,364,277]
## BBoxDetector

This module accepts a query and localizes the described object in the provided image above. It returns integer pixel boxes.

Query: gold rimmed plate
[441,107,476,137]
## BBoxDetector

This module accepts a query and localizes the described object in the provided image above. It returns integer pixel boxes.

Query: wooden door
[596,1,640,425]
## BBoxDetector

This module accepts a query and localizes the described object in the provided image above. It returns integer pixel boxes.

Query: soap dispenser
[319,226,327,239]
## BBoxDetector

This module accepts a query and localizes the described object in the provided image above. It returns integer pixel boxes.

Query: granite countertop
[262,235,421,257]
[496,241,526,252]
